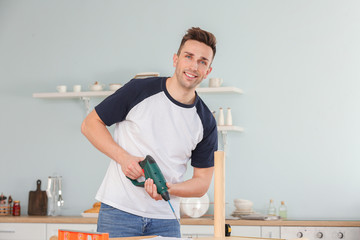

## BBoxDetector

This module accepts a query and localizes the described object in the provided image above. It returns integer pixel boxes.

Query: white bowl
[109,84,122,91]
[180,193,210,218]
[234,199,253,211]
[234,198,252,204]
[90,84,103,91]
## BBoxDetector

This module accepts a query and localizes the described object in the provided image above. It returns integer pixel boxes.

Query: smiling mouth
[184,71,198,79]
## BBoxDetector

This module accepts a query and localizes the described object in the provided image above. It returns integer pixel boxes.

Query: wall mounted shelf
[32,86,243,99]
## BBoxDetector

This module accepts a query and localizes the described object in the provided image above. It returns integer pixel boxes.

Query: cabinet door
[261,226,280,239]
[180,225,213,238]
[231,226,261,238]
[0,223,46,240]
[46,224,97,240]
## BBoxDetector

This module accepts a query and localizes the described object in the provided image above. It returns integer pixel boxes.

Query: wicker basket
[0,205,11,216]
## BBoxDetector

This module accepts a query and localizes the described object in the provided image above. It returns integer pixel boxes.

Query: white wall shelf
[32,91,115,99]
[32,86,243,99]
[217,125,243,132]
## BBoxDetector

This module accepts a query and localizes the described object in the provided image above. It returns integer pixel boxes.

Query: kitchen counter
[1,216,360,227]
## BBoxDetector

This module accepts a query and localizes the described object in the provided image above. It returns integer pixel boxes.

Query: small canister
[13,201,20,216]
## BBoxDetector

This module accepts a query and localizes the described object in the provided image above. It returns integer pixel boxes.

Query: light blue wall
[1,0,360,220]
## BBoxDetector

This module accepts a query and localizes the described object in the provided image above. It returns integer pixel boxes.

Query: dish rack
[0,204,11,216]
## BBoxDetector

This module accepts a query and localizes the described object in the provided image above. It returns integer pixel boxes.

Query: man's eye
[186,55,191,59]
[200,61,207,65]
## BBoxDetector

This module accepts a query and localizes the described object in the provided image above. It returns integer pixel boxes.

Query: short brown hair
[177,27,217,59]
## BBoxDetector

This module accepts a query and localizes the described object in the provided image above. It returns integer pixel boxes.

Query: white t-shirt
[94,77,217,219]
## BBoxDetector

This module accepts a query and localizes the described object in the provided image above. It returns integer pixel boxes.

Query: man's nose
[189,59,198,70]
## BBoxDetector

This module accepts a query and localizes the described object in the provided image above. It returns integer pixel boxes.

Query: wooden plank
[214,151,226,238]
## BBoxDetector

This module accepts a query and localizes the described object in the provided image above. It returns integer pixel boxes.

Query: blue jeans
[97,203,181,238]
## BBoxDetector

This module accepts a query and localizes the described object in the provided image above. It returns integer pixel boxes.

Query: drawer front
[180,225,213,237]
[261,226,280,239]
[0,223,46,240]
[46,224,97,239]
[231,226,261,238]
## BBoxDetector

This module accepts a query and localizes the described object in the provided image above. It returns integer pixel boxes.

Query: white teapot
[89,81,105,91]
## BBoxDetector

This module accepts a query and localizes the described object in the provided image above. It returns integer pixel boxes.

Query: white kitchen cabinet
[261,226,280,239]
[46,224,97,240]
[280,226,360,240]
[0,223,46,240]
[231,226,261,238]
[181,225,213,237]
[181,225,262,238]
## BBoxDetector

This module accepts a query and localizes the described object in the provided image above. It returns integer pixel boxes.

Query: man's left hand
[144,179,171,201]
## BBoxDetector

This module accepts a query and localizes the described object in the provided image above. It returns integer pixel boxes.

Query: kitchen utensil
[73,85,81,92]
[56,85,67,93]
[89,81,104,91]
[209,77,223,87]
[234,199,253,211]
[57,176,64,207]
[46,176,63,216]
[127,155,180,224]
[28,179,48,216]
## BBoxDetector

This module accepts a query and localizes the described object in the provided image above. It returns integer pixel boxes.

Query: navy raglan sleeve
[191,102,218,168]
[95,79,140,126]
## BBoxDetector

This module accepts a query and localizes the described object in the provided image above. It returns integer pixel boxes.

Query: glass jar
[13,201,20,216]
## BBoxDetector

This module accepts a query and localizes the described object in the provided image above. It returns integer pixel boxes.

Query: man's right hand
[120,155,145,180]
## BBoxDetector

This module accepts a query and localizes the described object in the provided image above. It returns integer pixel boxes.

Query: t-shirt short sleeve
[95,78,163,126]
[190,100,218,168]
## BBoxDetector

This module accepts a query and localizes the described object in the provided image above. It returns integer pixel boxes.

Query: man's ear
[173,53,178,67]
[204,66,213,79]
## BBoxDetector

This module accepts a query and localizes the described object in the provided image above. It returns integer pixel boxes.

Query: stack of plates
[232,198,254,218]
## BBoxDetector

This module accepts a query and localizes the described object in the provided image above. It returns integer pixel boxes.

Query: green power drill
[128,155,180,224]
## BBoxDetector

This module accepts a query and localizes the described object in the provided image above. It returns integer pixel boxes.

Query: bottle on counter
[267,199,276,216]
[218,107,224,125]
[226,107,233,126]
[279,201,287,220]
[13,201,20,216]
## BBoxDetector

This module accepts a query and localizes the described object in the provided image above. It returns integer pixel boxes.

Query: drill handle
[126,156,150,187]
[127,177,145,187]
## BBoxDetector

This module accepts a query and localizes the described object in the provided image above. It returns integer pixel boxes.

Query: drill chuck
[161,191,170,201]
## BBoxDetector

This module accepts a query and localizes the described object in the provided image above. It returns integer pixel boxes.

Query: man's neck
[166,77,197,105]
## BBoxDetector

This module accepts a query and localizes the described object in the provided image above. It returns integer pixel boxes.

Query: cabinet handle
[296,232,303,238]
[0,230,15,233]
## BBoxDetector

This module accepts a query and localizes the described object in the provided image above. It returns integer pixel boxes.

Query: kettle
[46,175,64,216]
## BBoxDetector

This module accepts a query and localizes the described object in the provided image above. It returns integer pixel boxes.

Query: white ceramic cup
[209,78,223,87]
[56,85,67,93]
[73,85,82,92]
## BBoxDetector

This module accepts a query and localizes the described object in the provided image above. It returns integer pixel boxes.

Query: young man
[81,27,218,238]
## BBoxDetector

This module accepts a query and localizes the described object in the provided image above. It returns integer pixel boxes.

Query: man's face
[173,40,213,90]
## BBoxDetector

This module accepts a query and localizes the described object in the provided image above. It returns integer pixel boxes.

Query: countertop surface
[1,216,360,227]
